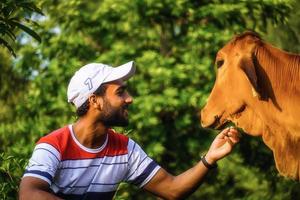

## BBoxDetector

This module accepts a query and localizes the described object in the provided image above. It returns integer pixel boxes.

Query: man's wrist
[201,154,217,169]
[204,154,216,165]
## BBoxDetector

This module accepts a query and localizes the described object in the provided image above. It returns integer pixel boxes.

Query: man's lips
[123,107,129,115]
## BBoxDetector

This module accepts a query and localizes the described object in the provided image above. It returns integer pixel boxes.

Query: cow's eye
[216,60,224,68]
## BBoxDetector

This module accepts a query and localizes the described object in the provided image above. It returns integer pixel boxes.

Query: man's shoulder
[108,129,143,152]
[36,125,70,153]
[106,129,130,156]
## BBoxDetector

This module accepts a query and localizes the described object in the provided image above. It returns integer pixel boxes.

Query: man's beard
[99,98,129,127]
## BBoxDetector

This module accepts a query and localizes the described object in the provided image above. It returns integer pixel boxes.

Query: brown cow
[200,31,300,180]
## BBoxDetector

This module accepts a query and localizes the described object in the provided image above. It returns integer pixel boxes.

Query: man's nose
[125,94,133,104]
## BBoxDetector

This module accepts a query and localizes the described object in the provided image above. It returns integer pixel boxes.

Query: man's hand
[205,127,240,165]
[143,127,240,199]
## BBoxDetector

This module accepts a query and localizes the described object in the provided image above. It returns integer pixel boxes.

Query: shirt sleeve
[125,139,161,188]
[22,143,60,185]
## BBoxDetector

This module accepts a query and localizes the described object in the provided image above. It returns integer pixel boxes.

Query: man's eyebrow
[116,85,127,92]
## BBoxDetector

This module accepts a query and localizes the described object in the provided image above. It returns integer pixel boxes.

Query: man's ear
[239,54,261,99]
[89,95,103,110]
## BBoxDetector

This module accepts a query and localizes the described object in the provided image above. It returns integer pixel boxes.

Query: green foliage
[1,0,299,199]
[266,0,300,53]
[0,0,43,56]
[0,153,27,200]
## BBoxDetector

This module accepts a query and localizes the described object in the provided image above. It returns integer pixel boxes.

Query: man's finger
[217,128,230,139]
[228,136,240,144]
[225,136,234,146]
[228,130,239,137]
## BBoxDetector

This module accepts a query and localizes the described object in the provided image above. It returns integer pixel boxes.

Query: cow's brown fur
[201,31,300,180]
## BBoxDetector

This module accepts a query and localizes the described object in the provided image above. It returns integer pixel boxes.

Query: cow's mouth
[205,104,246,130]
[210,115,230,130]
[202,110,228,130]
[230,104,246,120]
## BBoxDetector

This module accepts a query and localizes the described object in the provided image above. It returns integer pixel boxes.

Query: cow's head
[201,31,264,136]
[200,31,300,180]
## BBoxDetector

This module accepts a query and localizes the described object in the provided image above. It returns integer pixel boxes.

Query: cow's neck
[254,43,300,133]
[245,45,300,180]
[256,43,300,92]
[255,43,300,99]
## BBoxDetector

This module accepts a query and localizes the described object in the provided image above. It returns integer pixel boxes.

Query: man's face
[99,80,133,127]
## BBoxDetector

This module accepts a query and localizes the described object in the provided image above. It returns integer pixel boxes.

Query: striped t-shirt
[23,125,161,199]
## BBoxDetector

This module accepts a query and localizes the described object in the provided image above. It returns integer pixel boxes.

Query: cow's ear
[239,55,261,99]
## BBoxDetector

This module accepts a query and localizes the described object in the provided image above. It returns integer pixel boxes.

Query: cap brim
[103,61,136,83]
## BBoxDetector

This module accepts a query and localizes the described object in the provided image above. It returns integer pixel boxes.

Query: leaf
[4,28,16,41]
[9,20,41,42]
[16,2,44,16]
[0,37,16,57]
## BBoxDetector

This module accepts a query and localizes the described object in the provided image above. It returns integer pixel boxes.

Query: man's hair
[76,84,108,117]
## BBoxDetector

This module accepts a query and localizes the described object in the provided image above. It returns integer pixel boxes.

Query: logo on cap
[84,78,93,90]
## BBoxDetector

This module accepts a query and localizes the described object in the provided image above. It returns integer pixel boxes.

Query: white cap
[67,61,136,108]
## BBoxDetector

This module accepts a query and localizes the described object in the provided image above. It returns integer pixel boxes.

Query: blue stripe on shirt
[24,170,53,182]
[58,162,128,169]
[131,160,158,186]
[60,152,129,161]
[128,142,136,161]
[53,181,120,189]
[34,148,60,162]
[56,191,116,200]
[126,156,148,181]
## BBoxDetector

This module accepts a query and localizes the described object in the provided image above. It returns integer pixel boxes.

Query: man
[19,61,240,200]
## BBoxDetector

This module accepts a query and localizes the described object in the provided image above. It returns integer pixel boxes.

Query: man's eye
[216,60,224,68]
[117,90,124,96]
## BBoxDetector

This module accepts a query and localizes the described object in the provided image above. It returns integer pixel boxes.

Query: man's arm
[143,160,210,199]
[19,177,63,200]
[19,142,61,200]
[143,127,240,200]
